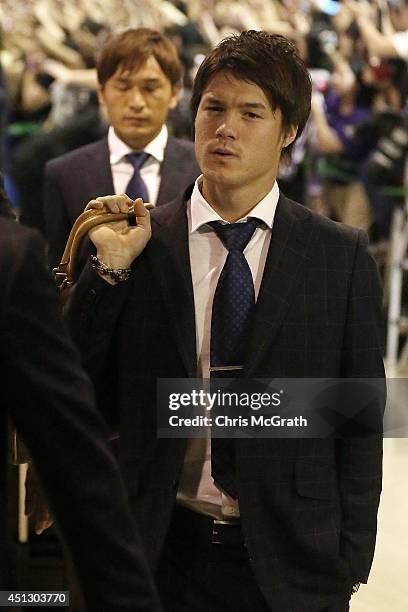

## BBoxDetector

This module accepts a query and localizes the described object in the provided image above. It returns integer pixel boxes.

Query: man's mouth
[123,117,149,123]
[212,148,237,157]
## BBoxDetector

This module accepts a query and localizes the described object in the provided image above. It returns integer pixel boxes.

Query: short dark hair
[191,31,312,158]
[97,28,182,89]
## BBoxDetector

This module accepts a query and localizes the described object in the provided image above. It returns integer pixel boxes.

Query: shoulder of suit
[45,137,107,174]
[166,136,196,158]
[310,208,363,246]
[0,218,44,255]
[163,137,200,185]
[281,194,363,247]
[167,136,195,150]
[149,190,365,251]
[0,218,45,298]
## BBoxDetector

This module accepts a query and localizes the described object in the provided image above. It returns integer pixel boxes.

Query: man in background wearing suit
[0,186,161,612]
[66,31,385,612]
[44,27,200,269]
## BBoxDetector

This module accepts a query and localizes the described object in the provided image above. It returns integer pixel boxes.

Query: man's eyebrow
[114,74,132,82]
[202,95,224,104]
[239,102,267,110]
[202,95,267,111]
[114,75,161,84]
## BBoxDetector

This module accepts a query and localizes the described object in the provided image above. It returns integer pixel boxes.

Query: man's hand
[25,463,54,535]
[85,195,152,270]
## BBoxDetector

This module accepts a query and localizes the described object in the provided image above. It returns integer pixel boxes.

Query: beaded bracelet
[90,255,131,283]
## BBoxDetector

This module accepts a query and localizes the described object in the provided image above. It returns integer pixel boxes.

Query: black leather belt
[173,504,242,546]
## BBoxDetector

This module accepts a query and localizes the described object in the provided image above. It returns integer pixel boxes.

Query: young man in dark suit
[0,188,161,611]
[44,28,200,269]
[66,32,385,612]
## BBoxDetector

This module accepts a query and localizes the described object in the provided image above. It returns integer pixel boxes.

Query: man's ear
[282,125,298,149]
[168,84,182,110]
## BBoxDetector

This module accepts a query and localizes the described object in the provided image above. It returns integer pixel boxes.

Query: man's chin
[116,127,156,150]
[202,168,243,188]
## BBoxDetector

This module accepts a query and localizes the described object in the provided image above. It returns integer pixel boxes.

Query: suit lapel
[84,137,114,197]
[157,138,186,206]
[148,188,197,377]
[245,195,315,377]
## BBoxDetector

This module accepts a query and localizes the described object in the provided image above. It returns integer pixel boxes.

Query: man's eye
[244,112,260,119]
[206,106,223,112]
[115,83,130,91]
[144,85,159,93]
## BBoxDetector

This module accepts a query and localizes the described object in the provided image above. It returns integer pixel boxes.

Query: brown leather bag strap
[53,207,136,296]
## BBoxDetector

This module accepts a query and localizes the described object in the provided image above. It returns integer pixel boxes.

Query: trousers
[156,504,351,612]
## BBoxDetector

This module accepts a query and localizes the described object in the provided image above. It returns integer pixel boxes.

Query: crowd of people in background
[0,0,407,246]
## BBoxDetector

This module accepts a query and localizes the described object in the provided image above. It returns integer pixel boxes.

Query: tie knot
[126,152,149,170]
[208,218,260,253]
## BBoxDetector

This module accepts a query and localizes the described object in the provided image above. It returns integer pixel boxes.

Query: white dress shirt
[177,176,280,519]
[108,125,168,206]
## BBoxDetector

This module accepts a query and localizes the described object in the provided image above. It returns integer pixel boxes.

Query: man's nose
[215,116,237,140]
[128,87,145,111]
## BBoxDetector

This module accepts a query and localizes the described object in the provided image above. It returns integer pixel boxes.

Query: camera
[363,111,408,187]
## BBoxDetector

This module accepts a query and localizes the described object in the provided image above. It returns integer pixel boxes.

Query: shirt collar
[108,124,168,165]
[189,176,279,234]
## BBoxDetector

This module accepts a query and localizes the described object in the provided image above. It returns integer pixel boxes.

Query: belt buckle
[212,521,222,545]
[211,518,239,545]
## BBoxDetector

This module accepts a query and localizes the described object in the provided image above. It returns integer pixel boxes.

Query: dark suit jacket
[43,135,200,269]
[0,217,161,611]
[66,188,385,612]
